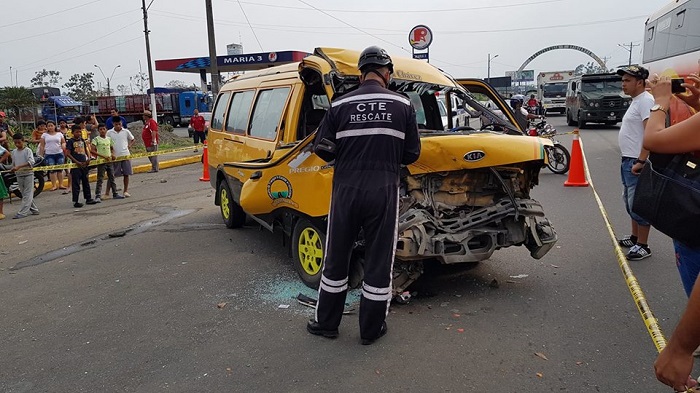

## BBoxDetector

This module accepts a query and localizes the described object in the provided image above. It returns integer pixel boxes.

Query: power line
[151,9,647,36]
[2,20,143,76]
[232,0,567,13]
[0,9,138,45]
[236,0,264,51]
[295,0,411,53]
[0,0,104,29]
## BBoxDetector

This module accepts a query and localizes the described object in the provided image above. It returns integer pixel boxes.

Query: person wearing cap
[306,46,421,345]
[0,111,12,151]
[142,110,159,173]
[616,65,655,260]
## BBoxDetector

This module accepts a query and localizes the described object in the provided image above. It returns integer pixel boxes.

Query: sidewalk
[42,148,202,191]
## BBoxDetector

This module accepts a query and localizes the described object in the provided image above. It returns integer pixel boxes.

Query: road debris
[509,274,529,279]
[489,278,499,288]
[278,304,290,309]
[217,302,228,309]
[534,352,549,361]
[18,240,28,245]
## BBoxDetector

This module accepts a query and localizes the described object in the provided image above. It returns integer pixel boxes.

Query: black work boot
[306,320,339,339]
[361,322,388,345]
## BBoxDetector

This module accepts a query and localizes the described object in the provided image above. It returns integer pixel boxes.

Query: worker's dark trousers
[315,181,399,340]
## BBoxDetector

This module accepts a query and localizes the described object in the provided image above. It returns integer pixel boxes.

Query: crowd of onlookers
[0,109,160,220]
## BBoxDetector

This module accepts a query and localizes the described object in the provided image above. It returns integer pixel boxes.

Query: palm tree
[0,86,37,125]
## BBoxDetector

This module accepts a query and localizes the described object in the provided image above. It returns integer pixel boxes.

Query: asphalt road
[0,117,692,392]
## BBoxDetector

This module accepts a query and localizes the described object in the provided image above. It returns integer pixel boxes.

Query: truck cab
[41,96,82,124]
[566,73,631,128]
[537,71,574,115]
[177,91,210,126]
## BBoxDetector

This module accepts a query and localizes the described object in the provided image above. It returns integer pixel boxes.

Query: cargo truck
[91,89,210,126]
[536,70,574,114]
[565,73,631,128]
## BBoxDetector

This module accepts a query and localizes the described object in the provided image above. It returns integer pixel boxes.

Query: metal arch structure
[517,44,607,74]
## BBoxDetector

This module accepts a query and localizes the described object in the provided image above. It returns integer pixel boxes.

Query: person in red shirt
[527,94,539,114]
[190,109,206,152]
[142,110,159,173]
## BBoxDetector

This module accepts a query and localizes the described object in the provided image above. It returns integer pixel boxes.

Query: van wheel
[292,218,325,289]
[577,112,586,128]
[566,111,575,126]
[219,180,245,228]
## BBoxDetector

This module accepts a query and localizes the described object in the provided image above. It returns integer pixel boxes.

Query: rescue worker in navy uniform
[306,46,421,345]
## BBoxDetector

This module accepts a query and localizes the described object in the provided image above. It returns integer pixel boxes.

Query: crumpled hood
[408,132,551,175]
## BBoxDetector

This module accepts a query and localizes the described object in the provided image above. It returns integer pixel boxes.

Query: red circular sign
[409,25,433,50]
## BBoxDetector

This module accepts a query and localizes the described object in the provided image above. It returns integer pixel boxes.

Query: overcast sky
[0,0,666,92]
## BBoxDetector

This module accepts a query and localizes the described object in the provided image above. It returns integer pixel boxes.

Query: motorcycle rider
[307,46,421,345]
[510,95,540,132]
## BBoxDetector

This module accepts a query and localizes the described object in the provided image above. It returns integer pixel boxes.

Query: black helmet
[358,46,394,74]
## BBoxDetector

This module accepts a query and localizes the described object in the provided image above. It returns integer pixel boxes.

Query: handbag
[632,152,700,247]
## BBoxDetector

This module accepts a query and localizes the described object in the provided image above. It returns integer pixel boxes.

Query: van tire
[577,112,586,128]
[292,218,325,289]
[219,180,245,228]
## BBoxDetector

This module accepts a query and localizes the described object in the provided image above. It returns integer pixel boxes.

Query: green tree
[133,72,149,94]
[30,69,61,87]
[63,73,96,101]
[574,62,611,75]
[165,79,189,89]
[0,86,37,122]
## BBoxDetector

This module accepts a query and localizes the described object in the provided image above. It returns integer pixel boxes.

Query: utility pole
[142,0,157,120]
[487,53,498,84]
[205,0,220,95]
[618,41,640,66]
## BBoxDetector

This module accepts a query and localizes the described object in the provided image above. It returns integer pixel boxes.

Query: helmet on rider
[358,46,394,74]
[510,97,524,110]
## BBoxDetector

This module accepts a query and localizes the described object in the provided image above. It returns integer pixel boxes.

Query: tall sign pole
[408,25,432,62]
[142,0,157,119]
[205,0,220,95]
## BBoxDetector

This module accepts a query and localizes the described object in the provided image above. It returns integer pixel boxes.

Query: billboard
[505,70,535,82]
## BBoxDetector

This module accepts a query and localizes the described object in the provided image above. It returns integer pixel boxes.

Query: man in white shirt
[616,65,655,260]
[106,119,135,198]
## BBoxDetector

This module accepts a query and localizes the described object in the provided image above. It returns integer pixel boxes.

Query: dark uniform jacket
[313,79,421,187]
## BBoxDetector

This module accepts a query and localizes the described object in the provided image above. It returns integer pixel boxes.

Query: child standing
[10,134,39,218]
[65,124,96,208]
[91,123,122,201]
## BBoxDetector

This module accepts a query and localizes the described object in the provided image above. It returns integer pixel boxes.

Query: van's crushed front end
[388,133,557,292]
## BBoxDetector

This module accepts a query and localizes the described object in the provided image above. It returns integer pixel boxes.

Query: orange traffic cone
[564,129,589,187]
[199,140,210,182]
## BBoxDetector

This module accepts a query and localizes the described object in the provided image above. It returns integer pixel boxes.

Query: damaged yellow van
[207,47,557,294]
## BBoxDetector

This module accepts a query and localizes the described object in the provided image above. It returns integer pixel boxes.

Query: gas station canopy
[155,50,310,74]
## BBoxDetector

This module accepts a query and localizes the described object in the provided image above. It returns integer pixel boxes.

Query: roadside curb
[41,154,201,192]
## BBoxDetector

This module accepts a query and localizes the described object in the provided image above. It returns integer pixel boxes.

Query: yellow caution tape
[579,137,668,353]
[1,145,201,173]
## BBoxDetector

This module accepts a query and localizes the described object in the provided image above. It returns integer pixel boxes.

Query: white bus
[643,0,700,77]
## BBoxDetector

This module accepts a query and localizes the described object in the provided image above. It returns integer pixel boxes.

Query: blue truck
[29,87,82,124]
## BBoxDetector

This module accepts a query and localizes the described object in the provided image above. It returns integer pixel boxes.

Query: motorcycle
[527,119,570,174]
[1,155,46,198]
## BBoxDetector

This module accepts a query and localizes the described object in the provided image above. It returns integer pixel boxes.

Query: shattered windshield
[395,81,519,134]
